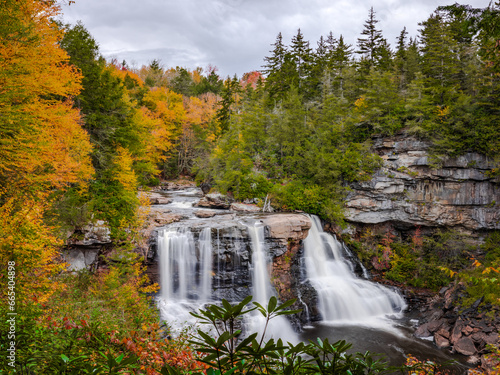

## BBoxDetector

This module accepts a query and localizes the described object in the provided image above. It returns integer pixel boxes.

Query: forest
[0,0,499,373]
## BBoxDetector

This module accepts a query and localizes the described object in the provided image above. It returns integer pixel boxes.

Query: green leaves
[187,296,391,374]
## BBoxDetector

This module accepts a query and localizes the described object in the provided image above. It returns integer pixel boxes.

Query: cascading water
[157,226,213,331]
[246,223,298,343]
[303,215,406,324]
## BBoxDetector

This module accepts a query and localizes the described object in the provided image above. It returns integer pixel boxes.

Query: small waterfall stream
[303,215,406,324]
[246,223,298,343]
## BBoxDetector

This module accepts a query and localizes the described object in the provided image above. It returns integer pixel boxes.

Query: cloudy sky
[60,0,492,78]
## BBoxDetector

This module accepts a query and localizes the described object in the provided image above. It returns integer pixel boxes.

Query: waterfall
[246,223,298,343]
[303,215,406,324]
[157,227,213,330]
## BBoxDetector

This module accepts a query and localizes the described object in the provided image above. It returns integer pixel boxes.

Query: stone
[454,337,477,356]
[428,319,445,332]
[230,203,261,212]
[466,356,481,365]
[451,320,465,344]
[196,193,232,209]
[262,214,312,245]
[63,248,99,271]
[434,334,450,349]
[415,323,431,338]
[437,327,450,339]
[463,325,475,336]
[195,210,216,218]
[144,192,173,205]
[344,132,500,232]
[485,332,498,345]
[154,213,183,225]
[69,220,111,246]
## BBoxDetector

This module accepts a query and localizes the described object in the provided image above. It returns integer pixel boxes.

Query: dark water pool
[298,321,471,374]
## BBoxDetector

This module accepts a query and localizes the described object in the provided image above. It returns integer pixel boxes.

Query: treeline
[199,4,500,222]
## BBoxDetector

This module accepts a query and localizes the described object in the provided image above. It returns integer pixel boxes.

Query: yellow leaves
[438,266,457,278]
[482,266,500,275]
[113,147,138,191]
[354,96,367,110]
[436,105,450,122]
[473,259,483,268]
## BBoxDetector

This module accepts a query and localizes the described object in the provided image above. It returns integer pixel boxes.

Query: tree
[262,32,290,104]
[357,7,388,72]
[0,0,93,301]
[290,29,313,94]
[419,11,460,106]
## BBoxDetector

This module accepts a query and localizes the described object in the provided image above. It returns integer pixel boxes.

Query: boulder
[415,323,431,338]
[197,193,232,209]
[434,334,450,349]
[262,214,312,245]
[230,203,261,212]
[144,192,173,205]
[454,337,477,356]
[451,319,465,344]
[154,212,183,225]
[195,210,216,218]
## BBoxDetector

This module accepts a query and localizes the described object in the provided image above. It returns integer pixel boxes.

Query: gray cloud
[60,0,492,78]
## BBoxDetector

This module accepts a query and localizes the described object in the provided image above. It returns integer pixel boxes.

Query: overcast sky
[60,0,493,78]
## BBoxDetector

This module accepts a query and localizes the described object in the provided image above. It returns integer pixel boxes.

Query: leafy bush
[184,296,392,375]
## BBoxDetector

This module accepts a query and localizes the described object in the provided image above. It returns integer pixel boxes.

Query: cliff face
[345,132,500,233]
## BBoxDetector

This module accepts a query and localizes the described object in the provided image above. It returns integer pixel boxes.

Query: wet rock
[466,356,481,366]
[454,337,477,356]
[415,323,431,338]
[428,319,445,332]
[197,193,232,209]
[262,214,312,245]
[437,327,450,339]
[230,203,261,212]
[195,210,216,218]
[434,334,450,349]
[451,319,465,344]
[144,192,173,205]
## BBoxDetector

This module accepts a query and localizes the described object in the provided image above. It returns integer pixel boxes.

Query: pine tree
[419,11,460,106]
[290,29,313,92]
[357,7,386,72]
[262,32,289,105]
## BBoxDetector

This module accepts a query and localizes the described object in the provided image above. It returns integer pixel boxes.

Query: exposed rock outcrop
[414,283,499,372]
[64,220,111,271]
[345,132,500,233]
[262,214,312,246]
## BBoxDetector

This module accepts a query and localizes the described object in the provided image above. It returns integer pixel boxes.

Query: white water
[157,227,213,333]
[246,223,299,343]
[303,215,406,325]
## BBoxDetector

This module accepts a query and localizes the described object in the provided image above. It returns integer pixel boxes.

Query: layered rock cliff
[345,132,500,234]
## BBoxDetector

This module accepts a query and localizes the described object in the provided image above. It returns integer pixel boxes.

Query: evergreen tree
[356,7,387,72]
[419,11,460,106]
[290,29,313,93]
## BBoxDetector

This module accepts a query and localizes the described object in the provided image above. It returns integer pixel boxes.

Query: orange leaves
[0,0,92,303]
